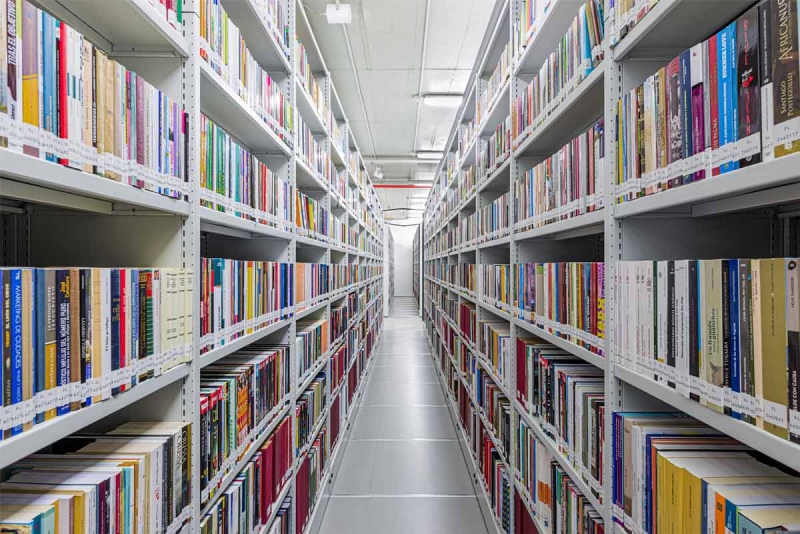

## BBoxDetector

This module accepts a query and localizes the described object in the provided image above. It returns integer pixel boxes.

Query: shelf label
[763,399,788,429]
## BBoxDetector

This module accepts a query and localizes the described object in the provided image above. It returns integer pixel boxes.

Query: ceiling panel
[421,68,472,94]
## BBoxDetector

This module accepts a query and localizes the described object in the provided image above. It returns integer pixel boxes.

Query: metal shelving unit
[420,0,800,533]
[0,1,389,533]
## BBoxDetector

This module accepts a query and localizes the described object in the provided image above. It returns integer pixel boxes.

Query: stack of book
[512,0,604,144]
[296,318,330,379]
[199,0,293,144]
[459,119,477,161]
[513,0,539,60]
[331,344,347,392]
[199,258,293,353]
[0,421,192,533]
[0,267,192,438]
[461,211,479,246]
[515,262,605,355]
[514,119,605,231]
[295,263,330,305]
[461,164,477,199]
[612,412,800,534]
[477,369,513,456]
[480,427,514,533]
[517,336,605,498]
[0,2,189,199]
[295,373,326,453]
[200,115,293,228]
[480,264,512,309]
[615,2,799,203]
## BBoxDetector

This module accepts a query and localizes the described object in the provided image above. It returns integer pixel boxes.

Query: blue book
[728,21,740,172]
[729,260,741,419]
[10,269,22,435]
[718,25,732,174]
[680,49,694,183]
[55,269,70,416]
[130,269,139,387]
[42,13,55,163]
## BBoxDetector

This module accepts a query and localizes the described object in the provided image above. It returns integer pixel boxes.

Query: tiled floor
[318,297,490,534]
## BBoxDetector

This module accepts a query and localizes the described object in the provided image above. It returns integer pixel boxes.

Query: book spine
[55,269,70,416]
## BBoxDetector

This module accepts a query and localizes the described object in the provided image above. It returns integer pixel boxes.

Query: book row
[295,40,328,131]
[0,420,192,533]
[296,115,332,184]
[479,116,511,179]
[199,259,293,354]
[200,115,293,228]
[612,411,800,534]
[477,41,513,128]
[615,1,800,203]
[295,426,327,534]
[616,258,800,442]
[199,344,290,501]
[296,319,330,380]
[0,2,189,198]
[295,374,326,454]
[512,0,540,61]
[516,262,606,355]
[516,337,605,501]
[514,119,605,230]
[1,267,192,438]
[296,190,330,242]
[198,0,293,145]
[517,420,605,534]
[512,0,604,144]
[479,192,511,238]
[479,320,512,389]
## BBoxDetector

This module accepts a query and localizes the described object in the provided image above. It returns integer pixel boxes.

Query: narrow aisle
[318,297,490,534]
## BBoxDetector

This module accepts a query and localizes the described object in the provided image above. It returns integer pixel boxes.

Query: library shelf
[296,157,331,193]
[477,233,513,249]
[460,135,478,170]
[199,60,293,157]
[33,0,189,56]
[514,401,605,514]
[512,61,606,158]
[295,298,329,321]
[331,141,347,168]
[613,153,800,219]
[200,400,293,511]
[0,363,191,470]
[478,79,511,138]
[199,316,294,368]
[478,157,512,194]
[219,0,291,72]
[614,365,800,474]
[513,0,588,75]
[0,151,191,216]
[295,233,330,250]
[477,353,513,401]
[515,209,605,242]
[199,207,295,240]
[295,77,330,136]
[512,317,607,371]
[611,0,755,61]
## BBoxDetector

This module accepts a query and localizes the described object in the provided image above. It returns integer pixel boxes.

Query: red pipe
[373,184,431,189]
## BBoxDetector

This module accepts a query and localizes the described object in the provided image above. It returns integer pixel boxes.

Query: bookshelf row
[413,227,421,311]
[422,0,800,532]
[384,226,395,316]
[0,0,388,532]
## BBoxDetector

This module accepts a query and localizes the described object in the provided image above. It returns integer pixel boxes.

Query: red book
[261,438,274,518]
[516,338,527,405]
[709,34,721,176]
[58,22,68,166]
[119,269,127,392]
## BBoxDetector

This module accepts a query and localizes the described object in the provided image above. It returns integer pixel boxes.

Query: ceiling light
[416,151,442,160]
[326,3,352,24]
[422,94,463,108]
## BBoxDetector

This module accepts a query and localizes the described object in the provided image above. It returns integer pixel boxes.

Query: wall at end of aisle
[391,225,418,296]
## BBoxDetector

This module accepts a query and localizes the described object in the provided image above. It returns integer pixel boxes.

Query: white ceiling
[301,0,494,220]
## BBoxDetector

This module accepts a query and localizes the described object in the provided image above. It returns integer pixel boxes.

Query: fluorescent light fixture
[326,3,352,24]
[416,151,443,160]
[422,94,463,108]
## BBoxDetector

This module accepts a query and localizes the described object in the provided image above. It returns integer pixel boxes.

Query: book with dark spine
[55,269,70,416]
[738,5,762,168]
[770,0,800,158]
[787,258,800,442]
